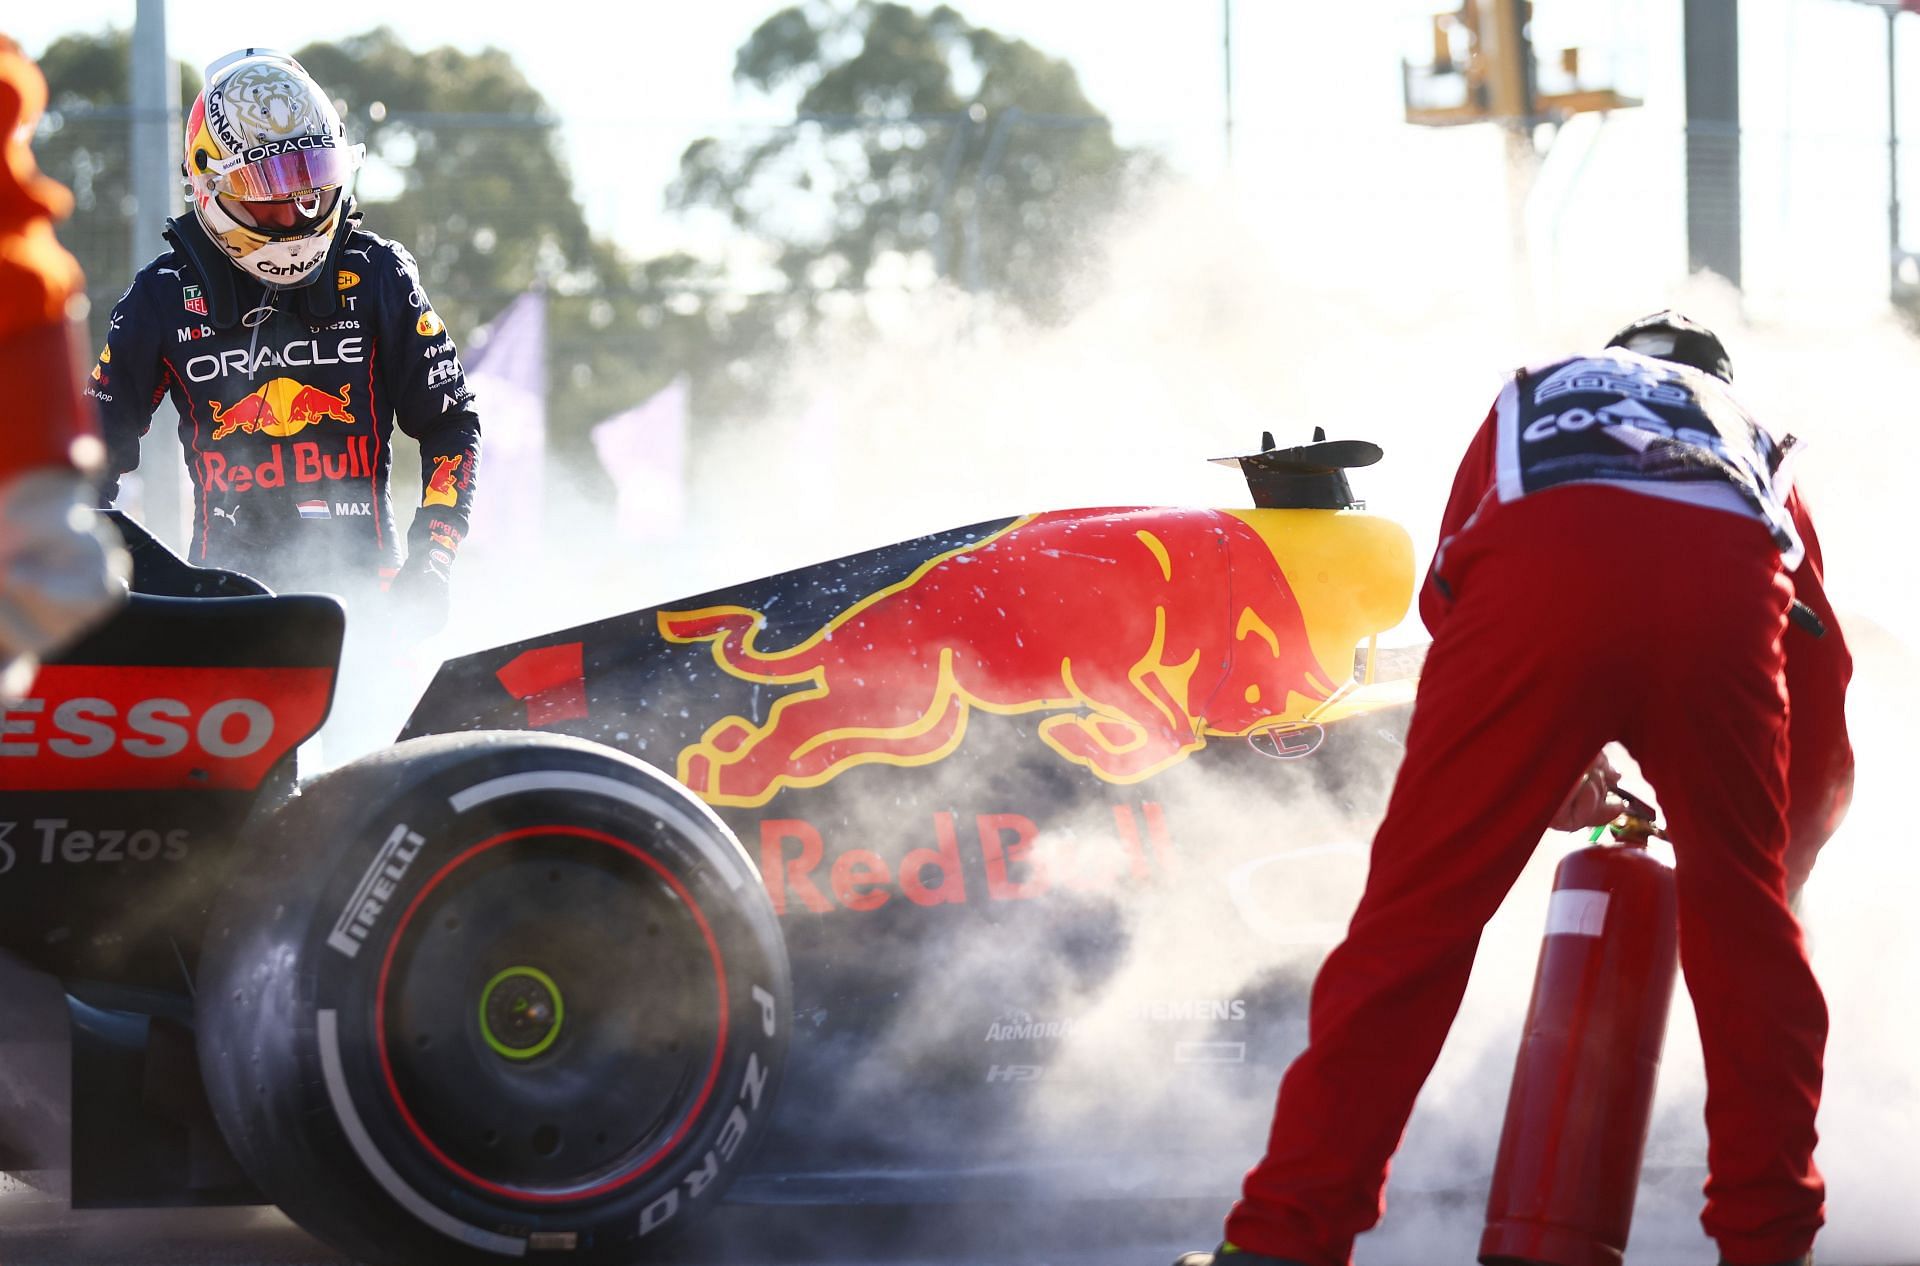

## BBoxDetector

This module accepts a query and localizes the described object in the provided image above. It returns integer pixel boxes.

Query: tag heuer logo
[183,285,208,317]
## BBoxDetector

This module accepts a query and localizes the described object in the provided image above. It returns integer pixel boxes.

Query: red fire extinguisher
[1480,792,1680,1266]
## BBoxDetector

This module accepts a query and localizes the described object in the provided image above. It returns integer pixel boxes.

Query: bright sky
[12,0,1919,312]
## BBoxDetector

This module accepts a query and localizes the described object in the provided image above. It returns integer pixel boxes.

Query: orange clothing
[0,33,96,483]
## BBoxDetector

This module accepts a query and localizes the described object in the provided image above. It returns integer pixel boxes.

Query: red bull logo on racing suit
[660,508,1370,809]
[423,454,465,507]
[208,378,354,440]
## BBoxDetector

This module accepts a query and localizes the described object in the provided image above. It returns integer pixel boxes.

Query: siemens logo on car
[0,696,275,760]
[184,337,365,383]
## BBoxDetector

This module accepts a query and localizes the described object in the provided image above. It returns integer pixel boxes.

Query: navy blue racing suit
[88,209,480,601]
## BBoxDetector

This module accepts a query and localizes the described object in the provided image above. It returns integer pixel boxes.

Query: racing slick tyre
[195,731,791,1265]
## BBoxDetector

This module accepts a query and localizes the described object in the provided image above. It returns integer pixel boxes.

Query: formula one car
[0,436,1418,1265]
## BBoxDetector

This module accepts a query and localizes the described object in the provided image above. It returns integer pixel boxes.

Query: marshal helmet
[1605,310,1734,383]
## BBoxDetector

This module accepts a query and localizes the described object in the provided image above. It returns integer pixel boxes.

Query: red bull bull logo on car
[659,507,1398,809]
[208,378,354,440]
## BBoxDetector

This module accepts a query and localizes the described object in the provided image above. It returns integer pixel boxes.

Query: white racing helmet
[182,48,364,288]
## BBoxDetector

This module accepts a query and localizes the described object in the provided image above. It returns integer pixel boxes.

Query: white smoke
[291,151,1920,1265]
[577,181,1919,1264]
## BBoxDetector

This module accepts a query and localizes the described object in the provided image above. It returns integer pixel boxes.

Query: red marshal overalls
[1224,402,1854,1266]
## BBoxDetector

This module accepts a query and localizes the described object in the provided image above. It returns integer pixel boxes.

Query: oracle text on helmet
[238,134,337,164]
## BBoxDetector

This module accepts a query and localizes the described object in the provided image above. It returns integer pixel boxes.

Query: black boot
[1172,1247,1312,1266]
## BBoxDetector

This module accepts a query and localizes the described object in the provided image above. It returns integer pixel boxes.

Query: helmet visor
[207,141,363,201]
[217,186,342,234]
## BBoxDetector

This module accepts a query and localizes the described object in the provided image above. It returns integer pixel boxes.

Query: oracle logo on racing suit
[184,336,365,383]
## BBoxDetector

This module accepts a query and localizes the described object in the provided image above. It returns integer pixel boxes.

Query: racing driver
[90,47,479,631]
[0,33,126,698]
[1178,313,1853,1266]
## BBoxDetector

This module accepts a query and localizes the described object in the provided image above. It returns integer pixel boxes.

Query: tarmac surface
[0,1180,1226,1266]
[6,1179,1920,1266]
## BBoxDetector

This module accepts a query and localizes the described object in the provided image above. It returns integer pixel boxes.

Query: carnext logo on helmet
[239,134,337,164]
[327,824,427,959]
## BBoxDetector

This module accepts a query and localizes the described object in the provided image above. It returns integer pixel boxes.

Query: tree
[35,29,199,319]
[291,30,588,327]
[671,1,1155,325]
[34,15,1151,461]
[294,30,665,464]
[293,30,774,464]
[36,27,717,469]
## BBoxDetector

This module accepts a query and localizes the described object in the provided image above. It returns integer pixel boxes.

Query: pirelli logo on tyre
[328,824,427,959]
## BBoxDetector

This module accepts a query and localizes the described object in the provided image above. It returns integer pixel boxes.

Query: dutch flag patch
[297,500,331,520]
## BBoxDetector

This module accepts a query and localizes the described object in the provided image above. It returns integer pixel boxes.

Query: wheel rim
[478,965,565,1061]
[373,826,730,1202]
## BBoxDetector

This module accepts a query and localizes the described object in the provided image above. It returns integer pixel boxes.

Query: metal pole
[1223,0,1235,172]
[929,112,975,282]
[1890,5,1902,302]
[129,0,179,257]
[964,106,1021,294]
[1683,0,1742,289]
[130,0,184,548]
